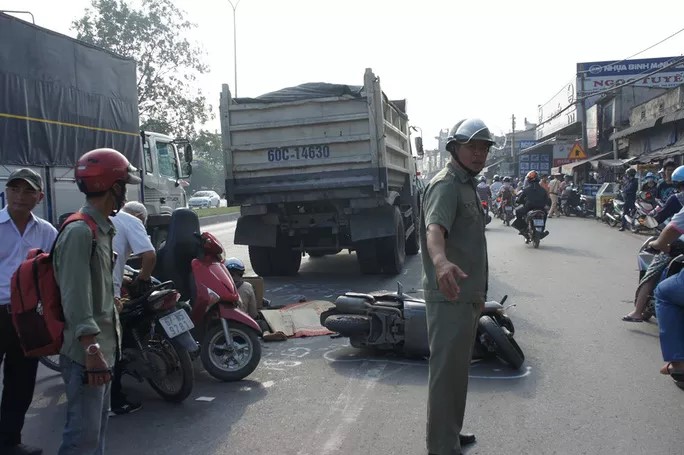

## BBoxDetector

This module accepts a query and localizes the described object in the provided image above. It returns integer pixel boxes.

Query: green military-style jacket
[420,161,488,304]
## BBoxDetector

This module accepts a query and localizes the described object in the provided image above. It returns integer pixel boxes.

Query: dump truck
[220,68,424,276]
[0,12,192,246]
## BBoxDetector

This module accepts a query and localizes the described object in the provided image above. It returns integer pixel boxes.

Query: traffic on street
[15,215,683,455]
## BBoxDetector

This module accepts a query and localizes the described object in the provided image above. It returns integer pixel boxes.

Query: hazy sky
[3,0,684,148]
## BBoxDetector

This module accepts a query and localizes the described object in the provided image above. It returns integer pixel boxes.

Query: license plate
[267,145,331,162]
[159,309,194,338]
[505,206,513,212]
[536,227,543,232]
[533,219,545,227]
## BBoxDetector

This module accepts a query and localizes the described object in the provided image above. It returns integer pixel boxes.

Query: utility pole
[510,114,516,176]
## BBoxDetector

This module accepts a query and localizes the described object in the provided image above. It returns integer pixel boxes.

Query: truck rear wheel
[249,246,274,276]
[379,207,406,275]
[405,211,420,256]
[356,239,382,274]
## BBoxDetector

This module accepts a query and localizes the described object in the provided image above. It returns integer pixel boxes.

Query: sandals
[621,315,643,323]
[660,362,684,382]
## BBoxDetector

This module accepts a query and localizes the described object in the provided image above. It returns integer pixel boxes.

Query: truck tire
[379,207,406,275]
[274,246,302,275]
[405,211,420,256]
[356,239,382,274]
[249,246,274,276]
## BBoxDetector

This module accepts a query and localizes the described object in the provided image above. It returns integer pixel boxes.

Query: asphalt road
[17,214,684,454]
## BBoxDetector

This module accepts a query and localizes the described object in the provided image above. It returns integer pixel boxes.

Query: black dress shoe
[459,433,477,446]
[5,443,43,455]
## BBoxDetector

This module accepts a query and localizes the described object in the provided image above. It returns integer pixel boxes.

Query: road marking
[297,361,387,455]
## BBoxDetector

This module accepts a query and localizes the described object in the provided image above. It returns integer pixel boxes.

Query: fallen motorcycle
[320,283,524,369]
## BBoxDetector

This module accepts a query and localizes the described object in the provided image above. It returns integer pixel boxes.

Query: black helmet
[445,118,500,153]
[626,168,637,176]
[493,174,501,181]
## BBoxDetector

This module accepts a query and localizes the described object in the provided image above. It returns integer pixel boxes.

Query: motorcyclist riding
[490,175,503,199]
[476,176,492,212]
[512,170,551,239]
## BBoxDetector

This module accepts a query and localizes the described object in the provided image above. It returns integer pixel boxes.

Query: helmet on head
[445,118,498,153]
[626,168,637,176]
[479,176,486,183]
[493,174,501,181]
[225,257,246,273]
[75,148,141,194]
[526,170,539,182]
[672,165,684,183]
[644,172,656,182]
[503,176,511,183]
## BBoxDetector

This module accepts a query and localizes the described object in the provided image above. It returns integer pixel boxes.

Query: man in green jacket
[421,119,496,455]
[54,148,140,455]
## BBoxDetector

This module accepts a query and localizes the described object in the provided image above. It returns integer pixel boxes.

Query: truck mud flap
[349,205,396,242]
[235,215,277,247]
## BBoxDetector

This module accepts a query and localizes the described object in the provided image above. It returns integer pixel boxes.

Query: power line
[578,26,684,75]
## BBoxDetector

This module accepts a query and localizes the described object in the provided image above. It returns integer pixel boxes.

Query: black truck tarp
[234,82,364,104]
[0,13,141,167]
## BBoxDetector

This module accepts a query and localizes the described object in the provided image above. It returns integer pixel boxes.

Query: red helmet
[75,148,141,194]
[526,170,539,182]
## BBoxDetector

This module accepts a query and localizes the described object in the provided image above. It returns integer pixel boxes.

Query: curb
[199,212,240,227]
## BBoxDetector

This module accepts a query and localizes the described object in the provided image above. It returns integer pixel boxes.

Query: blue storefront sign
[519,152,551,177]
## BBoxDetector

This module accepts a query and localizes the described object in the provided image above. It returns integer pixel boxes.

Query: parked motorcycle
[561,185,592,217]
[523,210,547,248]
[40,279,198,403]
[320,283,524,369]
[625,191,659,233]
[602,196,625,227]
[154,208,262,382]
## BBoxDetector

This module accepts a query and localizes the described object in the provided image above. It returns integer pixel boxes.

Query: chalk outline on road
[322,346,532,380]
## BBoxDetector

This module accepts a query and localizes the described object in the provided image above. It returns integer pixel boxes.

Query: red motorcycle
[155,209,262,381]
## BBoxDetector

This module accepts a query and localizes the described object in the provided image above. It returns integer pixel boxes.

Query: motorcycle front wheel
[146,338,194,403]
[39,355,61,373]
[201,322,261,382]
[479,316,524,369]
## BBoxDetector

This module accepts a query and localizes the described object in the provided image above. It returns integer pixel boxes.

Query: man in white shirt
[109,201,155,416]
[0,169,57,455]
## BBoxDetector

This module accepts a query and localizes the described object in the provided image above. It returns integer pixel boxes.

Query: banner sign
[577,57,684,97]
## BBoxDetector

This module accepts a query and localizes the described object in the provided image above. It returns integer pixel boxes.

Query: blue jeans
[655,270,684,362]
[58,355,110,455]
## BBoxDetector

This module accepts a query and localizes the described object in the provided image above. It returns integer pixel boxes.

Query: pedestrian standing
[109,201,156,416]
[540,175,550,193]
[53,148,140,455]
[548,174,562,217]
[420,118,492,455]
[0,169,57,455]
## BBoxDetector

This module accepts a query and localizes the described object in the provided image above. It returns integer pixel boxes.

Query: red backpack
[10,212,98,357]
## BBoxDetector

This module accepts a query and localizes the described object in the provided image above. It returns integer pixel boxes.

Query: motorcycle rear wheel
[39,355,61,373]
[479,316,524,370]
[202,322,261,382]
[146,339,194,403]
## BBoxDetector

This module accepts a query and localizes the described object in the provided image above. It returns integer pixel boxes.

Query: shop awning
[518,137,556,156]
[633,138,684,164]
[663,109,684,124]
[610,117,662,140]
[560,152,614,174]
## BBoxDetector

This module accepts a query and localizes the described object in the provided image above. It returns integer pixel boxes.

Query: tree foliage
[188,130,225,194]
[73,0,211,137]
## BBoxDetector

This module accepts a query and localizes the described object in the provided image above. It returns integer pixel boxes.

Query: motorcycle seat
[154,209,201,301]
